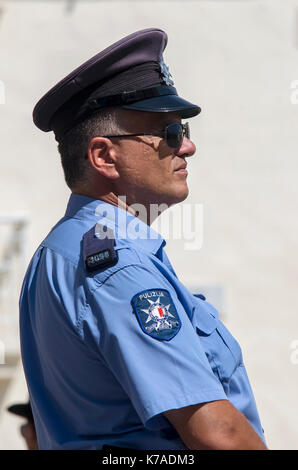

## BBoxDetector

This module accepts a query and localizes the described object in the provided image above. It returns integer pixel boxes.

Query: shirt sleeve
[87,263,227,430]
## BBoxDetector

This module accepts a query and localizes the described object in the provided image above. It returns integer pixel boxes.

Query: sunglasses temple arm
[103,132,165,138]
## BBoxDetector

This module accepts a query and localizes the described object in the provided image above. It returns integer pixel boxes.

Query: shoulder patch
[83,224,118,272]
[131,289,181,341]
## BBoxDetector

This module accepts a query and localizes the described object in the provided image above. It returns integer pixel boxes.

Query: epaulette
[82,224,118,272]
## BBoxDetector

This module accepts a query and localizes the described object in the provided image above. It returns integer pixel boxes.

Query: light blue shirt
[19,193,266,449]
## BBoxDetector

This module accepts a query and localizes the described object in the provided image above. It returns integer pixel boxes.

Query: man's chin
[164,187,189,206]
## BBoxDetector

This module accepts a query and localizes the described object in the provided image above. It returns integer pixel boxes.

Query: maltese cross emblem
[131,289,181,341]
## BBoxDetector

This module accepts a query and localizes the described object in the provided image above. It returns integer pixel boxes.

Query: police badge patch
[131,289,181,341]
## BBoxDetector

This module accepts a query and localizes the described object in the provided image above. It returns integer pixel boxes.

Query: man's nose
[175,137,196,158]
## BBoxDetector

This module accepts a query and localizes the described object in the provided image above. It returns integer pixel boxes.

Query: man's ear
[87,137,120,179]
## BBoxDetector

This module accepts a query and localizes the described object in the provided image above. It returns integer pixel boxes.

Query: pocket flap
[192,297,219,335]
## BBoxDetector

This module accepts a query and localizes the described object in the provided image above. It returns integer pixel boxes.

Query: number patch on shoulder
[131,289,181,341]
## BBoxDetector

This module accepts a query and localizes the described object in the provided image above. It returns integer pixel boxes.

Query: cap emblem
[159,57,174,86]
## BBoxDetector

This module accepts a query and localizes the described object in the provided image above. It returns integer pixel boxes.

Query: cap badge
[159,58,174,86]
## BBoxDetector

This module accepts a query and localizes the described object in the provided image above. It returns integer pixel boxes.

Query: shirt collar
[65,193,166,255]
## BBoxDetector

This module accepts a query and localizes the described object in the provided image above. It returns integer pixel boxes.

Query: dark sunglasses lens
[184,122,190,139]
[165,123,183,148]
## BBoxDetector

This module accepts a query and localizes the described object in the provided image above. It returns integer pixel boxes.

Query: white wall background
[0,0,297,449]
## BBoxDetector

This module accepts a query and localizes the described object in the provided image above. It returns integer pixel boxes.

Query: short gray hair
[57,107,123,189]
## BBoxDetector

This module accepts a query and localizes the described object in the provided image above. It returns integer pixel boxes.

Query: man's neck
[72,190,166,226]
[72,191,143,221]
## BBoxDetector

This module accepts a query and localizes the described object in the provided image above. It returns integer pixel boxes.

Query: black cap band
[88,85,177,108]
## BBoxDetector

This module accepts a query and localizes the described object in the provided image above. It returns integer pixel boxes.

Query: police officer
[20,28,267,450]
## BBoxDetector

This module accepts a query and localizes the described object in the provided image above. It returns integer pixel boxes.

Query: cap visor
[121,94,201,119]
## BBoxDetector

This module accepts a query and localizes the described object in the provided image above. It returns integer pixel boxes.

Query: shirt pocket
[192,299,243,386]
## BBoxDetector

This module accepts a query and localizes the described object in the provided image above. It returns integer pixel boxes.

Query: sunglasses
[102,122,190,149]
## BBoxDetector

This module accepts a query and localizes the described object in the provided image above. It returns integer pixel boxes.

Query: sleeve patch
[131,289,181,341]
